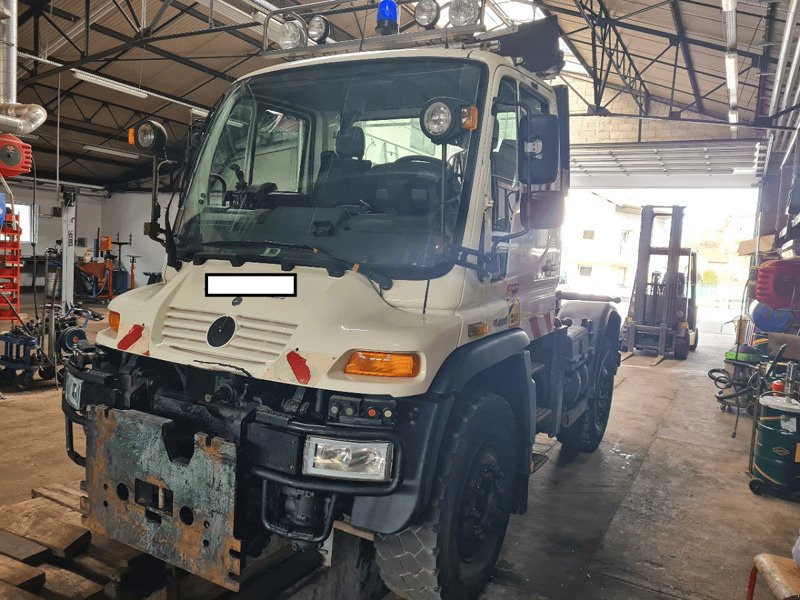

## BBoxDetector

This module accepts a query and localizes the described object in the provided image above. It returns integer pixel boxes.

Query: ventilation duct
[0,0,46,135]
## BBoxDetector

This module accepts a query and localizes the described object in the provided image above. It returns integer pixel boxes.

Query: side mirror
[520,190,565,229]
[518,113,560,185]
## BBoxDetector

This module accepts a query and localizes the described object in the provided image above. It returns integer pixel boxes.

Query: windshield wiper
[199,240,393,290]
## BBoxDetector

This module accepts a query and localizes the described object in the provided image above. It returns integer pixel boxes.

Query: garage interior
[0,0,799,599]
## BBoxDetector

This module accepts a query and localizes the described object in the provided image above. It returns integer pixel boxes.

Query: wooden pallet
[0,484,229,600]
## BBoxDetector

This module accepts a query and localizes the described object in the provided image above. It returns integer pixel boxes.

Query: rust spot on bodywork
[286,351,311,384]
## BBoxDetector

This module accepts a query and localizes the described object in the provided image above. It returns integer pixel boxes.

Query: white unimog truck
[62,5,621,599]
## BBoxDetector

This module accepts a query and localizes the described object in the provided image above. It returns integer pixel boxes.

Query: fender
[557,300,621,414]
[350,330,536,532]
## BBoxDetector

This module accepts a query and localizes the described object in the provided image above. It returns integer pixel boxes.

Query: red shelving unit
[0,211,22,321]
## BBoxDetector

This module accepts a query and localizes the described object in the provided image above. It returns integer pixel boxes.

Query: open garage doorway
[560,187,759,343]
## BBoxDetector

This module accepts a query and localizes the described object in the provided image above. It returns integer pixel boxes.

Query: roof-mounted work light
[307,16,330,43]
[376,0,399,35]
[414,0,440,28]
[450,0,480,26]
[278,19,307,49]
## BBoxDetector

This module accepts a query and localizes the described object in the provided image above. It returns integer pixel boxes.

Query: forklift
[623,205,699,361]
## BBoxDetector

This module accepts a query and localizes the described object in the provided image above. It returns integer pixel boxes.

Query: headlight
[414,0,440,28]
[303,436,394,481]
[278,20,307,49]
[307,16,330,43]
[450,0,480,26]
[422,101,452,137]
[64,371,83,411]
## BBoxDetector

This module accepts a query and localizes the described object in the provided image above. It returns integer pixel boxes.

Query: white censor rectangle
[205,274,297,297]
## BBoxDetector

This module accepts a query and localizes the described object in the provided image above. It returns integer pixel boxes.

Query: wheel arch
[428,329,536,514]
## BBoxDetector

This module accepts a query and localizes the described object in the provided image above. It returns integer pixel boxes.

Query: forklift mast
[626,205,698,360]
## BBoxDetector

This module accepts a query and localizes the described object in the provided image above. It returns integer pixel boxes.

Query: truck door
[485,74,559,341]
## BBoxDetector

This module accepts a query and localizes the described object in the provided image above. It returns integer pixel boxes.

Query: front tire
[375,389,516,600]
[558,337,617,453]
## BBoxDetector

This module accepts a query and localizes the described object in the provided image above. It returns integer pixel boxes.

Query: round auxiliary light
[129,119,167,152]
[449,0,480,26]
[422,101,453,138]
[278,20,307,50]
[137,122,156,148]
[307,15,330,43]
[414,0,440,28]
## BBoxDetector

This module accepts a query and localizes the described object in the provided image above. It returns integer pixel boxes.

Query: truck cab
[63,26,620,600]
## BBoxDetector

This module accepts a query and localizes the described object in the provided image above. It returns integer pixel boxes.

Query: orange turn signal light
[344,351,421,378]
[127,128,135,146]
[108,311,120,332]
[460,105,479,131]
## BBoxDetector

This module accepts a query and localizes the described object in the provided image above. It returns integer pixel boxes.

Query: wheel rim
[595,350,614,429]
[457,445,506,563]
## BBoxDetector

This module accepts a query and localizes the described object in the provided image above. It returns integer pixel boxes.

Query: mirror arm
[491,226,531,256]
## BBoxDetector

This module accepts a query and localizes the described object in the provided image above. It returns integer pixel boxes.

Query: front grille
[160,308,297,370]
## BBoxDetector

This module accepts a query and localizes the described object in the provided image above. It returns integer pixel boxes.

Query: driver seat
[314,126,372,207]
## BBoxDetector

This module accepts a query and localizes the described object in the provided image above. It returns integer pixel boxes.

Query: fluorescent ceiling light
[725,52,738,92]
[728,110,739,124]
[83,144,141,160]
[191,107,210,118]
[72,70,149,99]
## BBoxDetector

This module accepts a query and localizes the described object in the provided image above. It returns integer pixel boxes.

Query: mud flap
[82,407,244,591]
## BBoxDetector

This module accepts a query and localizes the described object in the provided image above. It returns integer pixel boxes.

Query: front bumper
[62,353,447,590]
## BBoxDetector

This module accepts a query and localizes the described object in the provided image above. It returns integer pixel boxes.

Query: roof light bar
[261,0,485,58]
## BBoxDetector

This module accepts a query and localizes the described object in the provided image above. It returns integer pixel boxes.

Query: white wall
[7,186,105,287]
[101,192,166,288]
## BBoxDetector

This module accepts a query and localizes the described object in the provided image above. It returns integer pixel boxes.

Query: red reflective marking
[286,351,311,384]
[117,324,144,350]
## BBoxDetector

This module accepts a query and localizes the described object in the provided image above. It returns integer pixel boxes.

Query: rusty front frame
[82,406,244,591]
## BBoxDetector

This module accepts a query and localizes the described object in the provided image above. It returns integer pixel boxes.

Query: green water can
[752,394,800,493]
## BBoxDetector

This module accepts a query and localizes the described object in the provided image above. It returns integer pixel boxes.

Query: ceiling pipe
[0,0,46,135]
[767,0,799,118]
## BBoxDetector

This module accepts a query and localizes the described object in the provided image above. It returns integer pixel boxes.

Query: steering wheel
[209,173,227,196]
[394,155,443,167]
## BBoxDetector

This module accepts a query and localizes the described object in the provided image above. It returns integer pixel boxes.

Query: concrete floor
[0,300,797,599]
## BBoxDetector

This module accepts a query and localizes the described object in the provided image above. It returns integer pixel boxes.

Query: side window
[491,78,518,234]
[208,99,254,205]
[251,109,306,192]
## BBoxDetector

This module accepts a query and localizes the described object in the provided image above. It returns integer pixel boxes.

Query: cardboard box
[738,234,775,256]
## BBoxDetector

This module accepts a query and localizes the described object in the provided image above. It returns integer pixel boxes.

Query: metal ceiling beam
[537,1,773,65]
[570,0,650,114]
[19,10,256,85]
[669,0,703,114]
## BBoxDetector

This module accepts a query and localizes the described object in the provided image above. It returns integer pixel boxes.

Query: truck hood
[98,260,462,397]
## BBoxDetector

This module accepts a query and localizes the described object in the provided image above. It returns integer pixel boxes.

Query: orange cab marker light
[344,351,421,378]
[461,106,479,131]
[127,128,135,145]
[108,311,120,332]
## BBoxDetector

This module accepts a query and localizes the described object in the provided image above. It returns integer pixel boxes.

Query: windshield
[175,58,485,278]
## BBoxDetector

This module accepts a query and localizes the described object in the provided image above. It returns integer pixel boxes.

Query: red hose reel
[755,259,800,310]
[0,133,32,178]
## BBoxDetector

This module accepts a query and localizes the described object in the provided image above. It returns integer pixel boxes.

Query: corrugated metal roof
[14,0,789,186]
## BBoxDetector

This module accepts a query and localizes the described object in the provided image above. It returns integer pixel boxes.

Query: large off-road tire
[375,389,516,600]
[557,337,617,453]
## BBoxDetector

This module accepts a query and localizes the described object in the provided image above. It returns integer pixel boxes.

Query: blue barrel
[752,394,800,493]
